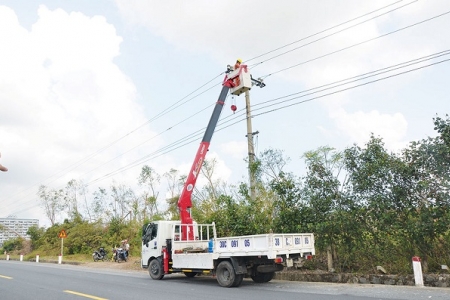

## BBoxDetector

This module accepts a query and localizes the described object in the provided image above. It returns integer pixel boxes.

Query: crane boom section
[178,80,232,240]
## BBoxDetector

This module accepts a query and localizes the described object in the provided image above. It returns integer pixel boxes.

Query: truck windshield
[142,223,158,246]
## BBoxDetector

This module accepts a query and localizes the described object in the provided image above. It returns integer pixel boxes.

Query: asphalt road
[0,260,449,300]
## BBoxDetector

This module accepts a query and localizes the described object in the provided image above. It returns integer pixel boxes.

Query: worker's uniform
[233,62,241,87]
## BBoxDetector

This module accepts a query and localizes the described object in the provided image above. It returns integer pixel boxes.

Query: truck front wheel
[216,261,238,287]
[149,259,164,280]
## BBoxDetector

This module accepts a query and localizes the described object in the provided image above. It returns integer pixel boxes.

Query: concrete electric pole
[244,77,265,201]
[245,90,257,201]
[227,62,265,201]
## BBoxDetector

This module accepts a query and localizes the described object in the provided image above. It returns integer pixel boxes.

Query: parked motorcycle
[113,247,127,263]
[92,247,107,262]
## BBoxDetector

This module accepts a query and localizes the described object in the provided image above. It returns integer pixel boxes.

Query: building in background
[0,217,39,248]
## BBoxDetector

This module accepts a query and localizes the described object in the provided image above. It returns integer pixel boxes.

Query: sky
[1,0,449,227]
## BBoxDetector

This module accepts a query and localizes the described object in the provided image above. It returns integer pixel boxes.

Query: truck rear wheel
[251,271,274,283]
[216,261,237,287]
[149,259,164,280]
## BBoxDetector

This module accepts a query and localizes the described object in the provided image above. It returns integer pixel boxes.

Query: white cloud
[2,1,450,223]
[220,140,247,159]
[115,1,449,155]
[115,1,445,76]
[175,150,232,189]
[0,5,163,220]
[330,108,408,151]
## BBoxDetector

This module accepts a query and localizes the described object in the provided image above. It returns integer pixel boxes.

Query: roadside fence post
[412,256,424,287]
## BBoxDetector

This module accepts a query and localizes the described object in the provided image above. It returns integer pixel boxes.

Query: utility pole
[245,90,256,201]
[227,63,265,202]
[245,77,265,201]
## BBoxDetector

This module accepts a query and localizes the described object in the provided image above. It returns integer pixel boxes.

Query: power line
[4,1,417,204]
[1,71,225,203]
[254,59,450,117]
[10,53,449,215]
[50,0,420,191]
[78,103,216,178]
[260,9,450,79]
[244,0,405,63]
[79,51,450,189]
[253,50,450,111]
[5,2,446,214]
[247,0,417,68]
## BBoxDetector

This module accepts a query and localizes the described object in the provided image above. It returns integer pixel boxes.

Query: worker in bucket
[233,58,243,86]
[234,58,242,70]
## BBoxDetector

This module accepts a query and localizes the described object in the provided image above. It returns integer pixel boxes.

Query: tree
[64,179,88,220]
[302,146,347,270]
[63,217,103,255]
[253,149,301,233]
[193,158,231,222]
[110,182,134,220]
[26,225,45,250]
[164,168,182,200]
[1,237,24,253]
[343,136,406,271]
[38,185,65,226]
[138,165,161,221]
[256,148,290,184]
[163,168,184,220]
[90,187,109,222]
[400,115,450,271]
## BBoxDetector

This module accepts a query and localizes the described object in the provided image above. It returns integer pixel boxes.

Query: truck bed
[170,232,315,269]
[213,233,315,259]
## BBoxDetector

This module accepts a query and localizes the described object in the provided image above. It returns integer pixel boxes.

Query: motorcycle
[113,247,127,263]
[93,247,107,262]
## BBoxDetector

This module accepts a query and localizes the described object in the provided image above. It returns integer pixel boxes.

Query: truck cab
[141,221,179,269]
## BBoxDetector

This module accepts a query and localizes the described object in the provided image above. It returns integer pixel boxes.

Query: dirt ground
[80,257,145,272]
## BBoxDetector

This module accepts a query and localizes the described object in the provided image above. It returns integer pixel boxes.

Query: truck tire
[251,271,274,283]
[232,274,244,287]
[216,261,237,287]
[149,259,164,280]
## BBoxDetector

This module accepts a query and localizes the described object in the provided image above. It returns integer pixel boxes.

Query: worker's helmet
[237,58,243,63]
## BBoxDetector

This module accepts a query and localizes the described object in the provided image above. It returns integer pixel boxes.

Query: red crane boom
[177,66,249,240]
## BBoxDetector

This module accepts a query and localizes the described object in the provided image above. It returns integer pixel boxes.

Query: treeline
[2,115,449,274]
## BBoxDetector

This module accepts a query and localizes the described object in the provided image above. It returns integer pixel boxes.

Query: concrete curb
[274,271,450,288]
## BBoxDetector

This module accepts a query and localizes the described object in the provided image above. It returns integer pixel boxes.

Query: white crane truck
[141,64,315,287]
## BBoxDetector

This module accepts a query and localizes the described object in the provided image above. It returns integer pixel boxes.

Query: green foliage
[270,172,308,233]
[64,221,103,255]
[28,115,450,274]
[2,237,24,253]
[26,225,45,250]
